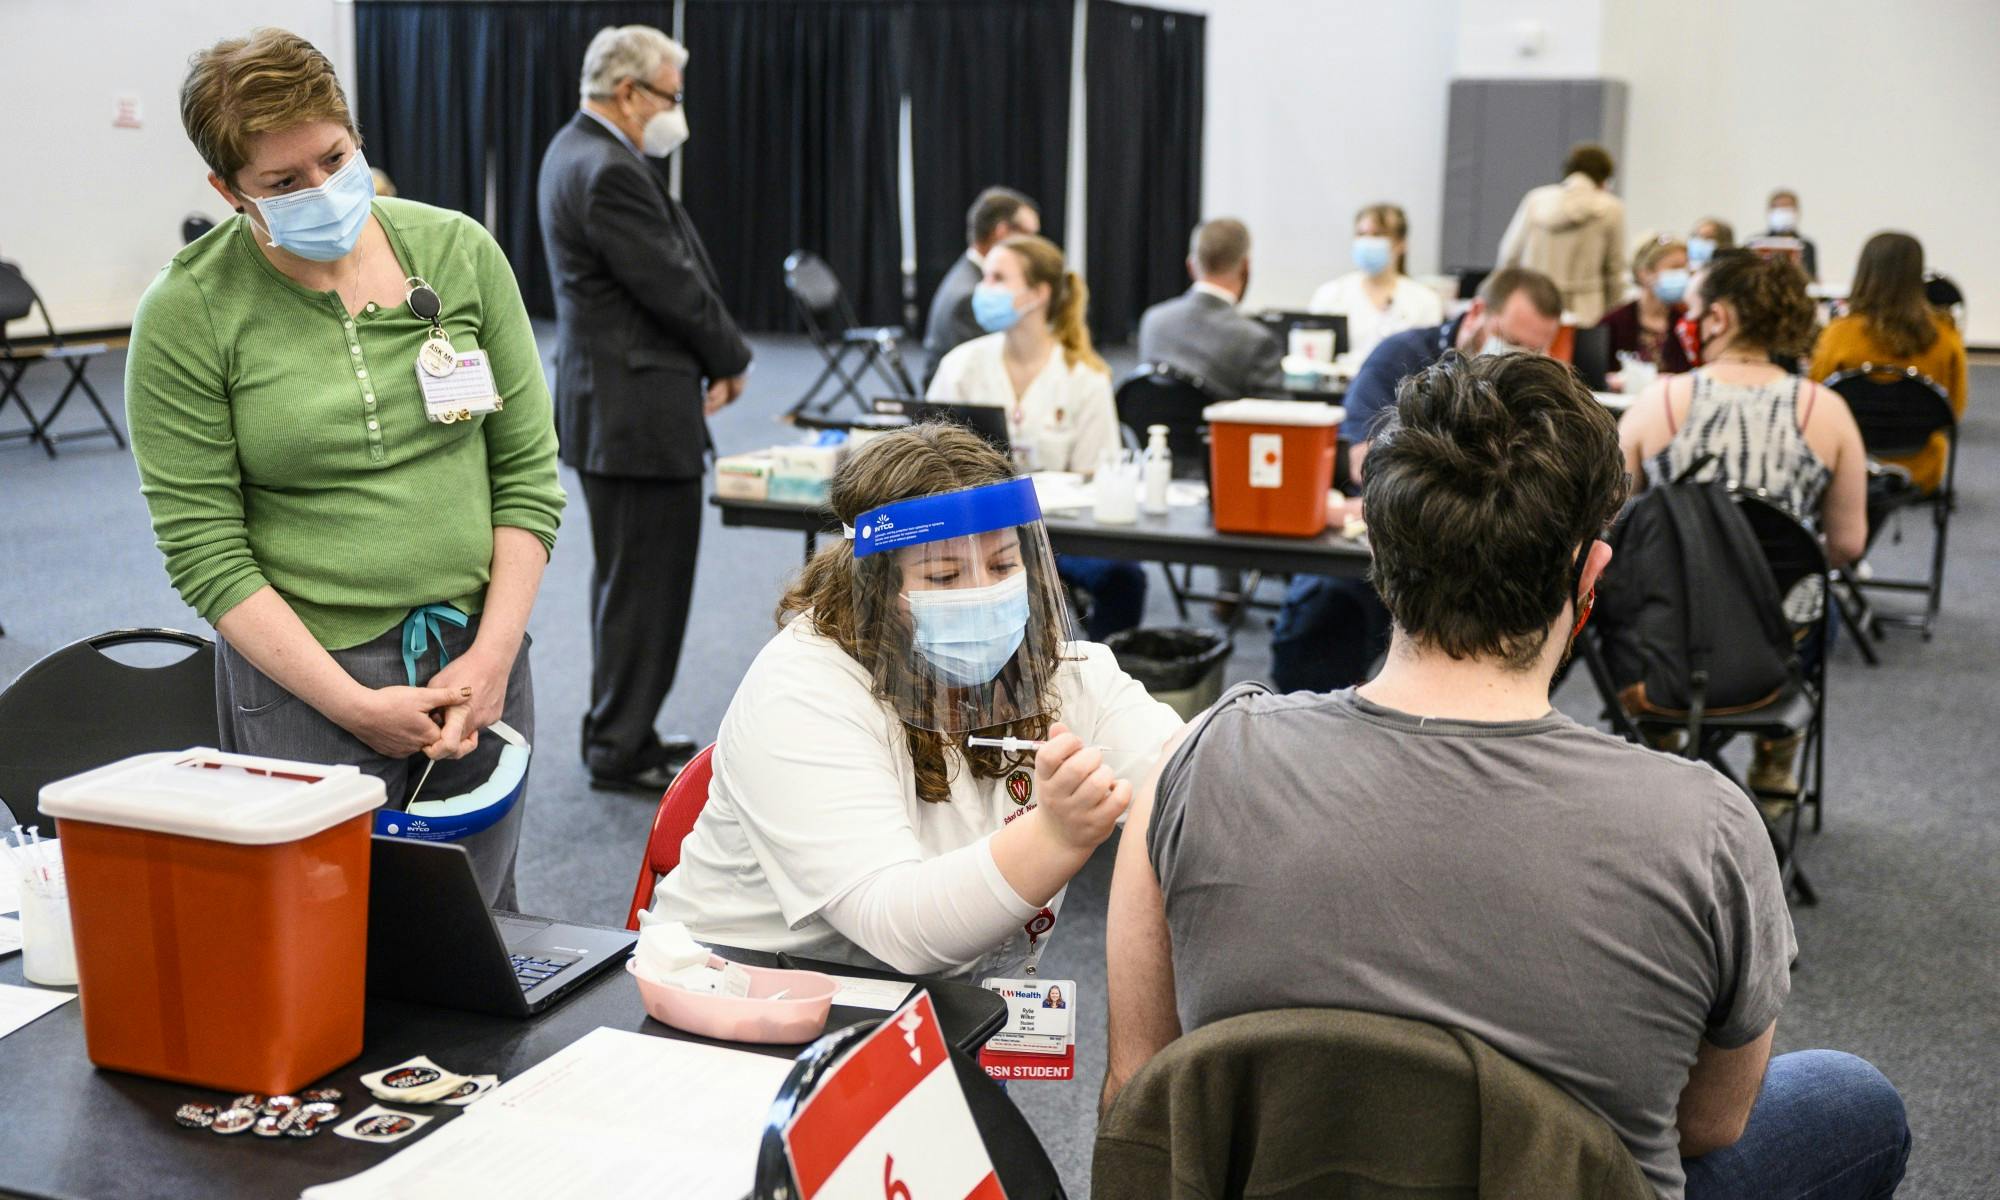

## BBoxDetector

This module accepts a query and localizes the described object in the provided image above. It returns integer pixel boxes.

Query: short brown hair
[1696,250,1816,357]
[1478,266,1563,319]
[181,29,357,187]
[1189,217,1250,276]
[1364,353,1626,669]
[1564,142,1615,185]
[966,187,1037,248]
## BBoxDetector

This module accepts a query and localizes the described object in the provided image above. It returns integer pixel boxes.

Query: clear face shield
[849,477,1074,734]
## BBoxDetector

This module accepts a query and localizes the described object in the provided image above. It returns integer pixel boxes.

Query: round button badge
[418,336,458,378]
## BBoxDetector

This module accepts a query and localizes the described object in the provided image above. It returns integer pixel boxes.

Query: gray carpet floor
[2,335,1993,1197]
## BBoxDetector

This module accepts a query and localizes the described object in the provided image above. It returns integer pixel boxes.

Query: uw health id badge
[978,977,1078,1081]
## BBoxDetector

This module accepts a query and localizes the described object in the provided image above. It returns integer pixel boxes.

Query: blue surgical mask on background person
[1686,236,1716,267]
[905,572,1030,687]
[972,284,1027,334]
[1652,268,1690,305]
[246,150,376,262]
[1351,236,1393,276]
[1767,206,1798,233]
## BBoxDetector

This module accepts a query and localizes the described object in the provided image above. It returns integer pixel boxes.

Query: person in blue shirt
[1272,267,1564,693]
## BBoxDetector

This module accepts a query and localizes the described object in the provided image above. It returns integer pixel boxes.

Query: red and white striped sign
[782,991,1003,1200]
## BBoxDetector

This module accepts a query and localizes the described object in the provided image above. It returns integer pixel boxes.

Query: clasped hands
[335,646,509,762]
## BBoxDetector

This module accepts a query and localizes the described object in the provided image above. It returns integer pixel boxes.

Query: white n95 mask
[643,108,689,157]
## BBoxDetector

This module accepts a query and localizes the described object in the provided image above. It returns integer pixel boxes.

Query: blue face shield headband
[373,720,528,842]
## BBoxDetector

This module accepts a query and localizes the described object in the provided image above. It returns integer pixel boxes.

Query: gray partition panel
[1440,78,1629,273]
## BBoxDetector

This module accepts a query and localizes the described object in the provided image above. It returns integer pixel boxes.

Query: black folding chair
[182,214,217,245]
[754,1008,1067,1200]
[1825,364,1956,641]
[0,629,219,831]
[0,260,122,457]
[1571,322,1613,391]
[1924,272,1966,332]
[1580,490,1828,902]
[782,251,916,422]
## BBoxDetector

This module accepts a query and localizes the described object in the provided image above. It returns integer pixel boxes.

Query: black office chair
[0,260,122,457]
[1924,272,1966,331]
[782,251,916,422]
[0,629,219,831]
[1580,490,1828,901]
[181,214,217,245]
[1571,323,1613,391]
[754,1009,1067,1200]
[1824,364,1956,641]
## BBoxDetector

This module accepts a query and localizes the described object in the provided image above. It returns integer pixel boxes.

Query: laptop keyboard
[510,953,579,992]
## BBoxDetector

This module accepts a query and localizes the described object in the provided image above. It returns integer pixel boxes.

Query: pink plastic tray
[627,955,839,1044]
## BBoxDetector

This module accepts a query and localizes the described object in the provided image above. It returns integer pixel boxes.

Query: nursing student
[648,425,1182,977]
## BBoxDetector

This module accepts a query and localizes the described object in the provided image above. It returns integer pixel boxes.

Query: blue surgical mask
[1686,236,1716,267]
[1352,236,1393,276]
[906,572,1030,687]
[1652,268,1690,305]
[972,284,1025,334]
[246,150,376,262]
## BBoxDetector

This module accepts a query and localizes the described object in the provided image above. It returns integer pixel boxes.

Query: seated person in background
[923,186,1040,385]
[1497,142,1627,325]
[1619,250,1867,797]
[1759,189,1818,280]
[1809,231,1967,495]
[1308,202,1444,363]
[1103,351,1910,1200]
[1136,217,1282,399]
[1268,267,1564,693]
[650,425,1182,977]
[1687,216,1735,270]
[930,234,1145,640]
[1598,233,1694,382]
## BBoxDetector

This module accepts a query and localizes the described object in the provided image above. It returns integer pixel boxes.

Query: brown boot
[1750,733,1803,820]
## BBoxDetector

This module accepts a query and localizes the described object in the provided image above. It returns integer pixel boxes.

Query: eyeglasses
[629,79,683,107]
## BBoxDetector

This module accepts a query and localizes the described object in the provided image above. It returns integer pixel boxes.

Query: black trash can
[1105,627,1233,720]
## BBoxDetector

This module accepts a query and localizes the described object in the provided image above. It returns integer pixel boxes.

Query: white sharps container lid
[40,748,386,846]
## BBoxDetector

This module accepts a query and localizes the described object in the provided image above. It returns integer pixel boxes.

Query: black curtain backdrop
[352,3,498,223]
[1085,0,1204,344]
[906,0,1074,328]
[681,0,907,331]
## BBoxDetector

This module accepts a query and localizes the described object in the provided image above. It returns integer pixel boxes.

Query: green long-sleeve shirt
[126,198,565,650]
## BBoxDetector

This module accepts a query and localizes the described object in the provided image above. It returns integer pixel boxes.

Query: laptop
[366,837,637,1017]
[870,395,1012,453]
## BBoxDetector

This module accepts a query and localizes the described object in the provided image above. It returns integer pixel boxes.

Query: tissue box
[771,441,847,481]
[714,451,773,500]
[768,470,832,504]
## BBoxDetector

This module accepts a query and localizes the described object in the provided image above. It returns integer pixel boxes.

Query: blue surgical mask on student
[972,284,1026,334]
[905,572,1030,687]
[1351,236,1393,276]
[1652,268,1690,305]
[246,150,376,262]
[1686,236,1716,267]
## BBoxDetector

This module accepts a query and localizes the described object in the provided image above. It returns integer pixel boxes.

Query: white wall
[0,0,354,335]
[1603,0,2000,344]
[1197,0,1460,310]
[1454,0,1603,78]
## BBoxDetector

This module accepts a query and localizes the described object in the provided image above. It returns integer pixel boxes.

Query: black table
[714,494,1373,579]
[0,949,1005,1200]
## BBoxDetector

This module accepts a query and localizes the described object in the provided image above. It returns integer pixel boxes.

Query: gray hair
[580,25,688,101]
[1189,218,1251,277]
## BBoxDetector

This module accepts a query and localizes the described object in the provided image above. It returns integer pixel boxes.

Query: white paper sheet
[0,866,19,916]
[823,975,915,1012]
[0,982,74,1039]
[0,916,20,957]
[301,1027,795,1200]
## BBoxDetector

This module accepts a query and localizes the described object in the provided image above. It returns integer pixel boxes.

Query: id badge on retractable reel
[405,276,503,425]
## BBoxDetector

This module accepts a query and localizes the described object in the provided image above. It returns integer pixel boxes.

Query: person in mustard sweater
[1809,232,1967,495]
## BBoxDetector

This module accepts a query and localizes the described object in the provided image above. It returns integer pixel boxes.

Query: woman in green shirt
[127,30,565,904]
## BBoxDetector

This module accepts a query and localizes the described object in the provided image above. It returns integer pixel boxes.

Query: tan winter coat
[1496,172,1627,326]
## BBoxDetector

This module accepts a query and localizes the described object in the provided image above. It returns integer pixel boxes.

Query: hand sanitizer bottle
[1142,424,1172,515]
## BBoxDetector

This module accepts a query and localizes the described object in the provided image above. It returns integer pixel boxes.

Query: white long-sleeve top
[927,332,1119,474]
[649,616,1183,978]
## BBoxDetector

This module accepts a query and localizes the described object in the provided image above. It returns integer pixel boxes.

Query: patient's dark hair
[1364,353,1626,669]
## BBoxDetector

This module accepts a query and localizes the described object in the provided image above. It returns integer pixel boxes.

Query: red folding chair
[623,744,717,930]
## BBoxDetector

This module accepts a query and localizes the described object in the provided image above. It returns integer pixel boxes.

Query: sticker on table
[333,1104,433,1144]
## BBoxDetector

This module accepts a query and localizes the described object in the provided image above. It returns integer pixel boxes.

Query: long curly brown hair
[778,425,1068,804]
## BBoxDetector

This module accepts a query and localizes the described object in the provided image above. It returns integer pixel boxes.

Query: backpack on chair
[1595,459,1800,726]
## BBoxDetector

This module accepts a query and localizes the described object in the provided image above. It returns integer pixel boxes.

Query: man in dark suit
[538,24,751,792]
[921,186,1039,384]
[1136,218,1283,400]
